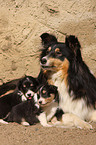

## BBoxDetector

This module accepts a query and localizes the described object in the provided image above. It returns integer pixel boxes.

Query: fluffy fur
[3,84,59,127]
[0,76,38,119]
[39,32,96,129]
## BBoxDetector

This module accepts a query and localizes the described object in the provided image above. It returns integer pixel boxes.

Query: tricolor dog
[39,32,96,129]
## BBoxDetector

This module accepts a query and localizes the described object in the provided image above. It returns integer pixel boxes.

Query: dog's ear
[65,35,81,54]
[40,33,57,47]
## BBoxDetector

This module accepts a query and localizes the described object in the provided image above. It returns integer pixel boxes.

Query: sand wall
[0,0,96,84]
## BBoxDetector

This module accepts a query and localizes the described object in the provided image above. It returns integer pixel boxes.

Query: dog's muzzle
[25,90,34,99]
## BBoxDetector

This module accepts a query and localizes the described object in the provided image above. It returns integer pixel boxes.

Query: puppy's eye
[30,84,33,87]
[23,85,26,88]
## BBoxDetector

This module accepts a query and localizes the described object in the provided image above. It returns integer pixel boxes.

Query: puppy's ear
[65,35,81,54]
[40,33,57,47]
[18,78,23,90]
[49,85,58,92]
[50,85,59,103]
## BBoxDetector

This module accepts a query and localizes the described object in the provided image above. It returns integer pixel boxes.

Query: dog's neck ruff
[51,70,92,120]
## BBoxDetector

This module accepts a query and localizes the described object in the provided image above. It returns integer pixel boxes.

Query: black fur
[4,99,42,125]
[4,84,59,126]
[39,33,96,108]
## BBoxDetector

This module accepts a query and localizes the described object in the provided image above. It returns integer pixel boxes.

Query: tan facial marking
[48,58,63,70]
[55,48,60,52]
[42,90,46,94]
[47,57,69,86]
[47,79,54,85]
[40,94,55,107]
[45,94,54,103]
[48,47,51,51]
[61,58,69,86]
[43,70,47,74]
[23,85,26,87]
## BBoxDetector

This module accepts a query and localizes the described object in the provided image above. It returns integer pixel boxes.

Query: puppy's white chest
[43,102,58,121]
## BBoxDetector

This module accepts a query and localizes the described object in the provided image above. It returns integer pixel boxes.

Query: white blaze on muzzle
[25,90,34,99]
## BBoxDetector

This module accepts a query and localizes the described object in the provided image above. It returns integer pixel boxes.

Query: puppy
[39,32,96,129]
[0,76,38,119]
[3,84,59,127]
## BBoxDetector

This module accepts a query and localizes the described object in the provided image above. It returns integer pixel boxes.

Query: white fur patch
[51,70,93,121]
[90,110,96,122]
[25,90,34,98]
[33,93,38,102]
[18,91,27,101]
[62,113,93,129]
[21,95,27,101]
[21,121,30,126]
[33,93,40,108]
[37,112,52,127]
[38,97,46,105]
[0,119,8,124]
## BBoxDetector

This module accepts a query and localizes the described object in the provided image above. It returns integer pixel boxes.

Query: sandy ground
[0,123,96,145]
[0,0,96,145]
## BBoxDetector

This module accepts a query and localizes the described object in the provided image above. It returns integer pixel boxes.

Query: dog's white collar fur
[51,70,93,121]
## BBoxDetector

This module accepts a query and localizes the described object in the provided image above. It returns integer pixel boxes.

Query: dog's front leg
[37,112,53,127]
[61,113,93,129]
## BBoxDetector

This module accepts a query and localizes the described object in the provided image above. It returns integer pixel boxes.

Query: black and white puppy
[3,84,59,127]
[0,76,38,120]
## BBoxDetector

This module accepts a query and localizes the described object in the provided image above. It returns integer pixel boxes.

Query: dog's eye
[55,51,62,56]
[30,84,33,87]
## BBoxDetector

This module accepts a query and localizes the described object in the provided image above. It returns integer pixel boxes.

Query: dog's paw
[62,113,93,129]
[76,121,93,129]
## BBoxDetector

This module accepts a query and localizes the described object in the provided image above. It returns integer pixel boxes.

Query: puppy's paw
[21,121,30,126]
[51,116,58,124]
[0,119,8,124]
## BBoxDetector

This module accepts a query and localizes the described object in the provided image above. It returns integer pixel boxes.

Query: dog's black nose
[41,58,47,64]
[39,101,42,104]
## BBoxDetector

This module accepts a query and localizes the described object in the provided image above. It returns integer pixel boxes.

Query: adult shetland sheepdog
[39,32,96,129]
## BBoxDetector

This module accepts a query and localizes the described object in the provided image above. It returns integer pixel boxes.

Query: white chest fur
[42,102,58,121]
[51,71,92,120]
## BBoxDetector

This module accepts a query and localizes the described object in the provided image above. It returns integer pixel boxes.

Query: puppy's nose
[41,58,47,64]
[39,101,42,104]
[27,93,31,97]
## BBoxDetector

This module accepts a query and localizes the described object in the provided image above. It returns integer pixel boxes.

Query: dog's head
[40,33,81,73]
[36,84,59,107]
[18,76,39,100]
